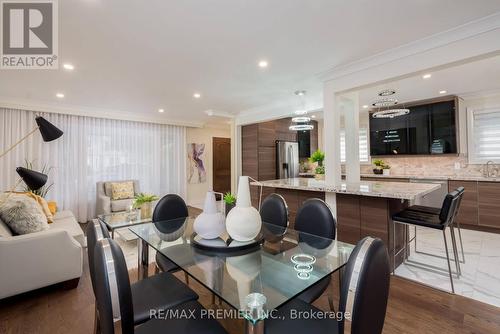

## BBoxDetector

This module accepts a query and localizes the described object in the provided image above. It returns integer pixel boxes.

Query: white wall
[186,125,231,208]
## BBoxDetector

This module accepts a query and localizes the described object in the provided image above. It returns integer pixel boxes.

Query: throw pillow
[111,181,134,200]
[0,193,49,235]
[47,201,57,215]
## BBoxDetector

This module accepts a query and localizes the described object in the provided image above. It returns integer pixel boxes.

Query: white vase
[383,169,390,176]
[225,176,262,242]
[193,192,225,239]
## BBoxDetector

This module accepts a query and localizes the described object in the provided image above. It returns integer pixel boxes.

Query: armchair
[96,180,140,216]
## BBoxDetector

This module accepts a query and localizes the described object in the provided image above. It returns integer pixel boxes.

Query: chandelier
[371,89,410,119]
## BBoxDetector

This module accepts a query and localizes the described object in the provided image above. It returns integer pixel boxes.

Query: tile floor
[395,226,500,307]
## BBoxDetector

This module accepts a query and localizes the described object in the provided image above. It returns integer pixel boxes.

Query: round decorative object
[378,89,396,96]
[291,254,316,266]
[225,176,262,242]
[289,124,314,131]
[297,272,311,280]
[371,98,398,107]
[291,116,311,123]
[190,232,264,254]
[372,108,410,119]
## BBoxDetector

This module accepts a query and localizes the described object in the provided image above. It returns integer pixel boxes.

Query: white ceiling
[1,0,500,126]
[352,54,500,109]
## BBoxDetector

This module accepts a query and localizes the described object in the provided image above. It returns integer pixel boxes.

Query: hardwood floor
[1,209,500,333]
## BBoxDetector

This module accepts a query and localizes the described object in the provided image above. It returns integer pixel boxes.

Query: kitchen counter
[252,177,440,201]
[360,173,500,182]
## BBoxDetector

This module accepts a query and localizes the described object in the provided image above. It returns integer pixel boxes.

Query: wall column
[342,92,361,182]
[323,82,342,217]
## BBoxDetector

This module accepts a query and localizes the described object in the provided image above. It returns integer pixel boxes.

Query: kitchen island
[251,177,440,270]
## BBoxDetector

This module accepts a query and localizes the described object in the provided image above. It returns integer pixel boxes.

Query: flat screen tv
[369,99,457,156]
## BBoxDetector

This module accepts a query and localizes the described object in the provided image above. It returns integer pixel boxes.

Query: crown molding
[0,97,204,128]
[318,11,500,82]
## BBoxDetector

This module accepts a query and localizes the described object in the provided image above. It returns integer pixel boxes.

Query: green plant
[315,165,325,175]
[382,163,391,169]
[309,149,325,166]
[22,160,54,198]
[132,193,159,208]
[372,159,385,168]
[223,192,236,205]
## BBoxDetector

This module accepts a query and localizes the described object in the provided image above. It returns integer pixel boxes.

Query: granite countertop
[252,178,440,201]
[359,173,500,182]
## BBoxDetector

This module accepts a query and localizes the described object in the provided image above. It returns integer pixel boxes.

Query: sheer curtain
[0,108,186,222]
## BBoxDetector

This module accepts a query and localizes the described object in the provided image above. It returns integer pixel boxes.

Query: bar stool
[406,187,465,264]
[392,188,464,293]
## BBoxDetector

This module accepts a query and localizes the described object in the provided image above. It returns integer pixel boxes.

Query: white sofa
[0,210,84,299]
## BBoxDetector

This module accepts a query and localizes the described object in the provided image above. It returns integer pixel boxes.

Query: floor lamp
[0,115,62,201]
[0,116,64,159]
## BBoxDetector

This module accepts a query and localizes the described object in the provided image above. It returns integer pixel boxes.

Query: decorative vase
[383,169,391,176]
[225,202,235,216]
[193,191,225,239]
[140,202,152,219]
[373,168,383,175]
[314,174,325,180]
[226,176,262,242]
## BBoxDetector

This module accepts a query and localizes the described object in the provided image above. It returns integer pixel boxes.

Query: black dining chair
[294,198,337,310]
[153,194,190,277]
[260,193,289,228]
[86,221,198,331]
[93,238,228,334]
[392,188,464,293]
[265,237,391,334]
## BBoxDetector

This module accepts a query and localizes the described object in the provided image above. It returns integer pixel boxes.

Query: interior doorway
[212,137,231,199]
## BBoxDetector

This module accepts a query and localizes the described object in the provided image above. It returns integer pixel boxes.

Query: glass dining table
[129,218,354,334]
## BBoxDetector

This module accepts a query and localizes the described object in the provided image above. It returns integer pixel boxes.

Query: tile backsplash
[359,155,494,177]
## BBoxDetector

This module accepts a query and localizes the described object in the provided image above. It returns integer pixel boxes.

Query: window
[468,107,500,163]
[340,128,369,163]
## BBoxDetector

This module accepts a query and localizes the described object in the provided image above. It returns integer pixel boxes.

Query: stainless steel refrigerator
[276,141,299,179]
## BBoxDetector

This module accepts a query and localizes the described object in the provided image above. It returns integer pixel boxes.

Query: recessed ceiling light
[158,108,165,113]
[295,90,306,96]
[422,73,432,79]
[258,60,268,68]
[56,93,64,98]
[362,105,369,109]
[311,115,316,119]
[439,90,447,94]
[63,63,74,71]
[193,93,201,99]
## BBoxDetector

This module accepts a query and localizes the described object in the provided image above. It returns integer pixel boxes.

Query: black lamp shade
[16,167,48,191]
[35,116,63,142]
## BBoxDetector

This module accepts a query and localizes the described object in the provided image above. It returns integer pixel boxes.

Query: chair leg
[392,221,396,274]
[455,221,466,263]
[442,230,455,293]
[449,227,461,277]
[414,225,417,253]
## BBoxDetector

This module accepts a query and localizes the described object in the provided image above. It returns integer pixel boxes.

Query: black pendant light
[16,167,48,191]
[35,116,64,142]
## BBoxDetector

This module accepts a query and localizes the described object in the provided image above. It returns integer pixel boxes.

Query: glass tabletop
[129,218,354,322]
[98,210,151,230]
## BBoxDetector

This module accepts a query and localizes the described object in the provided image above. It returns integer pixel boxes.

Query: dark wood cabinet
[478,182,500,229]
[336,194,361,244]
[449,180,478,226]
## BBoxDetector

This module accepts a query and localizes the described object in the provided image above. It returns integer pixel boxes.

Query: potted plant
[382,163,391,176]
[314,165,325,180]
[132,193,159,219]
[223,192,236,216]
[309,149,325,167]
[372,159,385,175]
